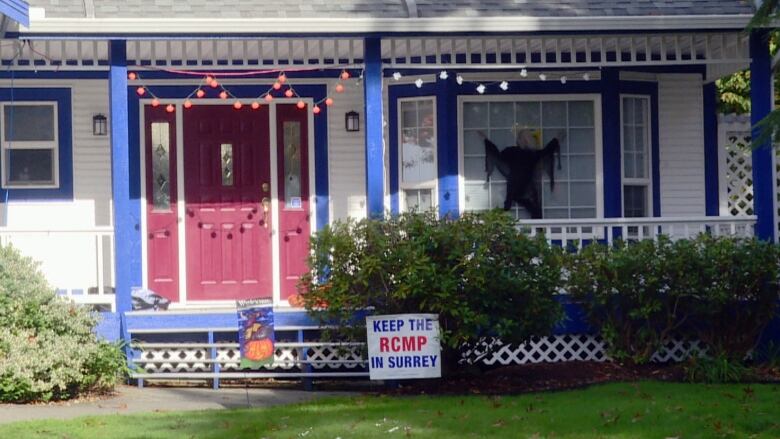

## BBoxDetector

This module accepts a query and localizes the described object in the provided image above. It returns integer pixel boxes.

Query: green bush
[568,235,780,365]
[684,353,751,383]
[300,210,565,372]
[0,245,128,402]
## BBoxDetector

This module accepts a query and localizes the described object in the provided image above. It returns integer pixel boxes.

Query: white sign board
[366,313,441,380]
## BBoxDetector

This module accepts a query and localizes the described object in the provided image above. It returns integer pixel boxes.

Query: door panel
[144,106,179,302]
[276,104,311,301]
[184,105,272,301]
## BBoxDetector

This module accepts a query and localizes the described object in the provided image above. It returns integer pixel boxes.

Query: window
[461,96,600,219]
[621,96,651,218]
[151,122,172,210]
[399,98,437,212]
[282,121,302,208]
[1,103,58,188]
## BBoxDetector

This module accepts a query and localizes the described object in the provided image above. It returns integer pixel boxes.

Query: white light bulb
[476,84,486,94]
[499,81,509,91]
[582,73,591,81]
[539,73,547,81]
[392,72,402,81]
[439,71,448,80]
[415,78,424,88]
[560,76,567,84]
[520,68,528,78]
[456,75,464,85]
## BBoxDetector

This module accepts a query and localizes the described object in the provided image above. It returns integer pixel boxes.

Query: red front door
[183,105,273,301]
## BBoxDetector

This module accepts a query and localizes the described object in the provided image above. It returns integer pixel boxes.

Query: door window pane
[221,143,233,187]
[622,97,649,180]
[462,99,597,220]
[283,121,302,205]
[151,122,171,210]
[623,185,647,218]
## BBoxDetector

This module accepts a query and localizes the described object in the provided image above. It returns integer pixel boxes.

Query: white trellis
[718,113,780,239]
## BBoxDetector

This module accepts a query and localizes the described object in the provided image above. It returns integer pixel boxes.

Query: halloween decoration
[482,130,562,218]
[237,298,275,368]
[131,288,171,311]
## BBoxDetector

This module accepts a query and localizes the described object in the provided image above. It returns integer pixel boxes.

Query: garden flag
[237,298,275,368]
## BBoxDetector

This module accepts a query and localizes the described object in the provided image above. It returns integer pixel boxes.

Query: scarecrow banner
[366,314,441,380]
[237,298,275,368]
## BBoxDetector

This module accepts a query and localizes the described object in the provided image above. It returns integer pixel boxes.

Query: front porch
[0,29,769,314]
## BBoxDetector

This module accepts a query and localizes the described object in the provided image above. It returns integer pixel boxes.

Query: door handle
[261,197,271,228]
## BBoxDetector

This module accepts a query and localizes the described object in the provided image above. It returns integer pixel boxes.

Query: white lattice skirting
[134,335,709,374]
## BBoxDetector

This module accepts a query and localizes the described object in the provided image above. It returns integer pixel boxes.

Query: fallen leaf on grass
[492,419,505,428]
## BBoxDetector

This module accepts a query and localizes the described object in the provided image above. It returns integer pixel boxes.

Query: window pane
[464,156,486,181]
[463,102,488,128]
[400,99,436,187]
[542,101,567,127]
[418,101,434,127]
[543,182,569,207]
[569,155,594,180]
[624,185,647,217]
[463,130,484,155]
[634,98,645,123]
[282,121,302,204]
[464,183,490,210]
[404,189,433,212]
[401,102,417,127]
[151,122,171,210]
[568,101,594,126]
[4,105,55,141]
[490,128,516,148]
[622,97,649,181]
[7,149,54,184]
[489,102,514,128]
[569,128,594,153]
[570,183,596,206]
[221,144,234,187]
[515,102,540,127]
[624,152,635,179]
[622,99,633,125]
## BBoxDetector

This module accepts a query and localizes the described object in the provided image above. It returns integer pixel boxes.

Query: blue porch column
[109,40,141,313]
[601,68,622,218]
[703,83,720,216]
[750,30,776,241]
[364,37,384,219]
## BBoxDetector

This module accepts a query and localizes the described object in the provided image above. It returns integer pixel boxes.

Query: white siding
[658,74,706,216]
[327,78,367,221]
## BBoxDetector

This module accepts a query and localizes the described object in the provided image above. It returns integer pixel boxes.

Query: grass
[1,381,779,438]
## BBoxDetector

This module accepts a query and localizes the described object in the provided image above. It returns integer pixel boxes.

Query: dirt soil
[390,361,780,396]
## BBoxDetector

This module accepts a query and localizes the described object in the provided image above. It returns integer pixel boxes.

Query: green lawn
[2,382,780,438]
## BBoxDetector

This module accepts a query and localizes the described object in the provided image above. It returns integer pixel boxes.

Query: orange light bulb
[151,98,160,107]
[165,104,175,113]
[251,101,260,110]
[313,105,321,114]
[136,87,145,96]
[325,97,334,106]
[184,100,193,109]
[335,84,344,93]
[128,72,137,80]
[233,101,243,109]
[296,100,305,109]
[340,71,350,80]
[219,91,228,99]
[284,89,294,98]
[196,89,205,98]
[264,94,274,102]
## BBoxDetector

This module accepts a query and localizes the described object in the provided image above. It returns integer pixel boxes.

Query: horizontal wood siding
[327,79,367,221]
[658,74,706,217]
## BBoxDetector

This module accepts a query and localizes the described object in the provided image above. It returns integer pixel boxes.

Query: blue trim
[601,68,622,219]
[0,71,108,79]
[0,87,73,201]
[129,69,361,81]
[703,83,719,217]
[617,80,661,217]
[0,0,28,27]
[436,75,459,218]
[110,40,139,316]
[750,31,775,241]
[364,37,384,219]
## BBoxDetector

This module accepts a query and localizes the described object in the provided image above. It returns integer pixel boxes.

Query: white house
[0,0,770,382]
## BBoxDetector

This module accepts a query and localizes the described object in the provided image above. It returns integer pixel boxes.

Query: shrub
[300,210,565,372]
[684,353,751,383]
[567,235,780,365]
[0,245,128,402]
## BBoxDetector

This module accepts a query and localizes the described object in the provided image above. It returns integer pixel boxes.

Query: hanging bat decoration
[483,134,562,218]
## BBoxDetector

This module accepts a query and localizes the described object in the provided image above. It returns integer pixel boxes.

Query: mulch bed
[388,361,780,396]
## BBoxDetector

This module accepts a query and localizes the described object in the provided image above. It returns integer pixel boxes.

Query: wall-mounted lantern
[345,110,360,132]
[93,114,108,136]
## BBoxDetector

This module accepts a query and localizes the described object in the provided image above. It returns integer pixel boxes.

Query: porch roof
[19,0,755,35]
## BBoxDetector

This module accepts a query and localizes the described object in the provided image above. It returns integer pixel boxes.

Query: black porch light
[345,110,360,132]
[93,114,108,136]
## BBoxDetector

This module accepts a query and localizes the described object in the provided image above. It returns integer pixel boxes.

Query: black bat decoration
[484,137,562,218]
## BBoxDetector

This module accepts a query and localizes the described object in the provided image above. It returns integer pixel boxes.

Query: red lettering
[391,336,401,352]
[379,337,388,352]
[402,336,414,351]
[417,336,427,349]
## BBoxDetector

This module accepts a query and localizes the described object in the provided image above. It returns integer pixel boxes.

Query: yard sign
[366,314,441,380]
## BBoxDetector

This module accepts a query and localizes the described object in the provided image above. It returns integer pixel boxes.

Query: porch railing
[0,226,115,311]
[516,215,757,250]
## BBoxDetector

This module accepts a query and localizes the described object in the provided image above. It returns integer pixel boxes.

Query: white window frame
[457,93,604,219]
[397,96,438,213]
[620,95,652,218]
[0,101,60,189]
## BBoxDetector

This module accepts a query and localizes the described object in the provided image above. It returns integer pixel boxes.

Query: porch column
[750,30,776,241]
[703,83,720,216]
[109,40,140,313]
[364,37,384,219]
[601,68,622,218]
